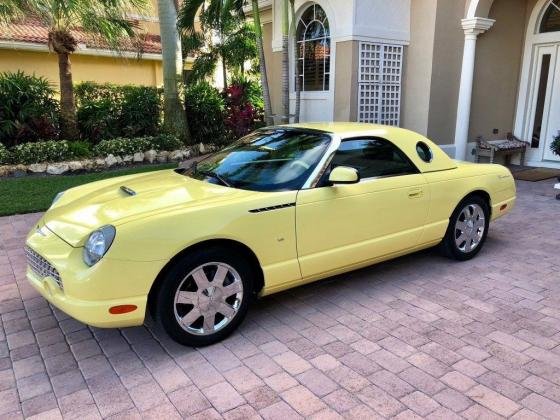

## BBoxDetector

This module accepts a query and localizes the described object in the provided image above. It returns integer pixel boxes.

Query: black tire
[440,195,490,261]
[155,247,254,346]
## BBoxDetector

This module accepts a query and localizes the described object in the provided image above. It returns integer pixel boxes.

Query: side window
[331,138,417,179]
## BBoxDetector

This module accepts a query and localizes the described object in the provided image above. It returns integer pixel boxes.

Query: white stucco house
[258,0,560,168]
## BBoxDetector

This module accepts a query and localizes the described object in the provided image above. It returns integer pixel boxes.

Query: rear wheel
[441,196,490,261]
[156,247,253,346]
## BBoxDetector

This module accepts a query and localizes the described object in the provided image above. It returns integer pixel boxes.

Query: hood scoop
[120,186,137,196]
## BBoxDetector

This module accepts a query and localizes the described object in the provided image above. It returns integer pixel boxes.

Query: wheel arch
[455,189,492,218]
[147,239,265,319]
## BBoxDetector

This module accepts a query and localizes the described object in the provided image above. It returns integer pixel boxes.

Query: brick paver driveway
[1,180,559,419]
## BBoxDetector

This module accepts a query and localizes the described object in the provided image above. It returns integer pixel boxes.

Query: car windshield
[187,128,332,192]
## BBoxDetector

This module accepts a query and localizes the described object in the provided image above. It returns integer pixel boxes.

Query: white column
[454,17,495,161]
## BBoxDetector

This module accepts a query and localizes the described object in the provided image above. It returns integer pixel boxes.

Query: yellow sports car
[26,123,516,346]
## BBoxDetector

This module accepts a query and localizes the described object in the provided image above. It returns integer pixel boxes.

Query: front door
[296,137,430,279]
[527,44,560,163]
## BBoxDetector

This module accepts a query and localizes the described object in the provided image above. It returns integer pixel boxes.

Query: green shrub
[0,71,59,147]
[185,82,227,145]
[230,75,264,111]
[0,143,10,164]
[12,141,71,164]
[67,141,92,159]
[551,132,560,156]
[93,137,153,157]
[150,134,183,151]
[120,86,161,138]
[75,82,161,142]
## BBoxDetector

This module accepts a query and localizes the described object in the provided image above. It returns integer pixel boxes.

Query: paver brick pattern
[0,179,559,419]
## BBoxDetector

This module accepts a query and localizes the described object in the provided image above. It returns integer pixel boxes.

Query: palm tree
[178,0,245,89]
[157,0,190,141]
[281,0,289,123]
[251,0,273,125]
[0,0,149,139]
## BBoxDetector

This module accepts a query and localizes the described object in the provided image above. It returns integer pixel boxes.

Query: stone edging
[0,143,215,178]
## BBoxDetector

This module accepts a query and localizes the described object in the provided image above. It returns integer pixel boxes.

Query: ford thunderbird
[26,123,516,346]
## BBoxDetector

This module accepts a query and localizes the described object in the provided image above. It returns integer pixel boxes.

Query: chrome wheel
[173,262,243,336]
[454,203,485,253]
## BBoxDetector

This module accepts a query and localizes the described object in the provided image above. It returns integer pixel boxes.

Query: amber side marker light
[500,204,508,211]
[109,305,137,315]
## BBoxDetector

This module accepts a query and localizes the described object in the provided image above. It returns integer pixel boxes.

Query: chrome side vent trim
[249,203,296,213]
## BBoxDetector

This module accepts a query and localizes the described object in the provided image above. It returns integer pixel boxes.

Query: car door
[296,137,430,279]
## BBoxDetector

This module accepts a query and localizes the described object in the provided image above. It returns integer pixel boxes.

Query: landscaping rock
[68,161,83,171]
[169,150,184,162]
[156,151,169,163]
[145,149,157,163]
[105,154,118,167]
[115,156,123,165]
[133,152,144,163]
[0,166,9,177]
[94,158,106,168]
[82,159,94,170]
[123,155,133,163]
[199,143,206,155]
[47,163,69,175]
[28,163,47,173]
[13,164,27,177]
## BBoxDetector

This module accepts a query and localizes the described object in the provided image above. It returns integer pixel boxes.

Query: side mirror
[328,166,360,185]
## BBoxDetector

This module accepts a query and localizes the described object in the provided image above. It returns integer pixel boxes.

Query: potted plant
[551,131,560,156]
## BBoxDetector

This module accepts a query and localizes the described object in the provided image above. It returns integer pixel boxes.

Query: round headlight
[83,225,116,267]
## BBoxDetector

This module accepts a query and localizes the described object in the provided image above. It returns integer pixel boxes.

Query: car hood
[44,169,255,247]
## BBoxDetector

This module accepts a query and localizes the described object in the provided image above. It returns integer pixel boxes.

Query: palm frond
[177,0,205,35]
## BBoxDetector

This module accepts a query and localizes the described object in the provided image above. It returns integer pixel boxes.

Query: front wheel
[155,247,253,346]
[440,196,490,261]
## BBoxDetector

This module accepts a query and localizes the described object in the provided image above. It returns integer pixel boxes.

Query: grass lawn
[0,163,177,217]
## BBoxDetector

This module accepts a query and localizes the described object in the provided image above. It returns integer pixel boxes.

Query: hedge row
[0,135,184,165]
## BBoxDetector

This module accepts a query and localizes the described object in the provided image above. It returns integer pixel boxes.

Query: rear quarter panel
[421,163,515,243]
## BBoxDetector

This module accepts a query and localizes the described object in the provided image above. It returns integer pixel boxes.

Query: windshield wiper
[197,169,232,187]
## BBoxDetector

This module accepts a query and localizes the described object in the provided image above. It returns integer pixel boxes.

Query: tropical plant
[0,143,10,164]
[93,137,153,157]
[184,81,227,144]
[551,131,560,156]
[178,0,250,89]
[150,133,184,151]
[75,82,160,142]
[10,140,84,164]
[0,71,59,146]
[0,0,150,139]
[157,0,191,142]
[224,82,263,140]
[251,0,273,125]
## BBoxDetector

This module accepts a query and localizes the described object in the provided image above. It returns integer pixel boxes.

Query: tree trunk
[157,0,191,143]
[221,50,228,90]
[290,0,301,123]
[252,0,273,126]
[281,0,289,123]
[57,52,79,139]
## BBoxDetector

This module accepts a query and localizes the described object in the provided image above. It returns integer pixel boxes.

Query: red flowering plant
[223,82,264,140]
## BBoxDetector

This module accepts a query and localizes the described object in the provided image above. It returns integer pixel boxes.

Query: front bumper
[25,221,165,328]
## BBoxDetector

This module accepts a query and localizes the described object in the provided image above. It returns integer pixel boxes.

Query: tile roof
[0,18,162,55]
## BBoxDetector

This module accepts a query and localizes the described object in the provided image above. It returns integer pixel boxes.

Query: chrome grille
[25,246,63,290]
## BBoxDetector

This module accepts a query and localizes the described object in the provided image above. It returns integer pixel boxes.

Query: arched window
[540,0,560,33]
[296,4,330,91]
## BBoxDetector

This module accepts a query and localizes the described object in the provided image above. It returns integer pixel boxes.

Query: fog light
[500,204,507,211]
